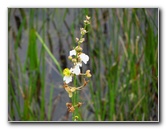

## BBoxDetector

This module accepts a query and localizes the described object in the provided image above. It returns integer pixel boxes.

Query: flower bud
[87,73,92,78]
[68,56,72,60]
[74,116,79,120]
[79,38,85,43]
[72,58,77,63]
[86,15,90,20]
[76,38,79,42]
[75,46,83,52]
[86,70,92,78]
[86,70,90,73]
[80,28,87,35]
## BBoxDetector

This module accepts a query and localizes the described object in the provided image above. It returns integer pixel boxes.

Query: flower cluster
[63,15,91,86]
[63,49,90,84]
[62,15,91,120]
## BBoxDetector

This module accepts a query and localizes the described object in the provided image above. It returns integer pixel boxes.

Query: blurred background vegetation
[8,8,158,121]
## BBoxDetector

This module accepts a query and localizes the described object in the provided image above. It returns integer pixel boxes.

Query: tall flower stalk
[63,15,91,121]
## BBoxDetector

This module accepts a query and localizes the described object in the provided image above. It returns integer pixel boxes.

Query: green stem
[72,76,78,121]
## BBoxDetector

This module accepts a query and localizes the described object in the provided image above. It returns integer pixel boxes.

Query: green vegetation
[8,8,158,121]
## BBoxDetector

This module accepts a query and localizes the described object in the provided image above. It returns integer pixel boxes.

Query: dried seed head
[66,102,72,108]
[68,106,75,113]
[83,79,88,86]
[84,20,90,24]
[63,83,68,88]
[77,102,83,108]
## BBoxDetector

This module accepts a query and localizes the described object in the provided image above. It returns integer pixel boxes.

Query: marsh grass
[8,8,158,121]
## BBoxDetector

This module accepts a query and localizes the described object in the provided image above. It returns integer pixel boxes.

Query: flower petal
[69,49,76,56]
[71,65,80,75]
[63,76,72,84]
[80,53,89,64]
[77,62,82,67]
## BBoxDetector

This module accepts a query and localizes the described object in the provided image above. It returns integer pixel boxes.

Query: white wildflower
[63,76,72,84]
[69,49,76,56]
[79,53,89,64]
[63,68,73,84]
[71,65,80,75]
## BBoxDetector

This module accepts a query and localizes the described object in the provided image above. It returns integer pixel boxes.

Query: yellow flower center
[63,68,71,76]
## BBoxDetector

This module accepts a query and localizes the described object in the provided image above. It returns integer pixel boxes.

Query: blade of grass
[35,31,63,76]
